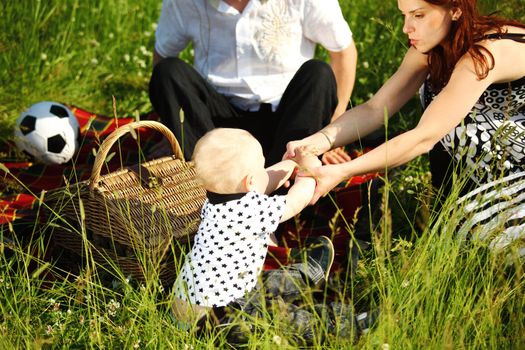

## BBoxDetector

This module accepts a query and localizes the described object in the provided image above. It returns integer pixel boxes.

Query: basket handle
[89,121,184,191]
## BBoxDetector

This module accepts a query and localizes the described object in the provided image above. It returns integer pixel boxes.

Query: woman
[285,0,525,252]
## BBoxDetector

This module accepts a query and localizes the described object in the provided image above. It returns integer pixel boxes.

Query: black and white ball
[14,101,80,164]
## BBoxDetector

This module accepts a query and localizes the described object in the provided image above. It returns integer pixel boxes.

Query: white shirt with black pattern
[174,191,286,307]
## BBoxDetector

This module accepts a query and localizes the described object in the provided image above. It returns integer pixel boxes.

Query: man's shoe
[290,236,335,281]
[355,308,380,335]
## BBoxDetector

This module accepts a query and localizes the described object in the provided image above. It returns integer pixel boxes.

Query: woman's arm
[306,45,507,203]
[285,47,429,158]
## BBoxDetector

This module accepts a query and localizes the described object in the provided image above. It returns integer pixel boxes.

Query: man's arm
[322,41,358,164]
[328,41,357,121]
[152,49,165,67]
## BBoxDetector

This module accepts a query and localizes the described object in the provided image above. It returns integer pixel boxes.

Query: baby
[172,128,326,321]
[171,128,378,343]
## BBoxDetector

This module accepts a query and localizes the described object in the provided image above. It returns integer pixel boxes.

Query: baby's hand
[292,146,322,169]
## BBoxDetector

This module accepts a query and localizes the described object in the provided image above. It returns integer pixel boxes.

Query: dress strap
[483,32,525,43]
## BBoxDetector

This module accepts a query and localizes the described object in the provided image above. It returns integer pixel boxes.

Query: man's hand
[321,147,352,165]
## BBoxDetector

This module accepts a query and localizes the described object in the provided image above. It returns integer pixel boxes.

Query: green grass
[1,0,525,348]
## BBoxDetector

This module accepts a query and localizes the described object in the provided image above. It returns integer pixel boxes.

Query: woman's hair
[425,0,525,89]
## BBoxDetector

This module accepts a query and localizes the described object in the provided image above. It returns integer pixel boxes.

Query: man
[149,0,357,165]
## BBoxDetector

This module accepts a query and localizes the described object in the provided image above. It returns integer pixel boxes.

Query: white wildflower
[107,299,121,317]
[272,335,282,345]
[53,302,60,312]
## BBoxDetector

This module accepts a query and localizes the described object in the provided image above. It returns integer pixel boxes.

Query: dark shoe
[355,308,380,335]
[323,303,380,339]
[290,236,335,281]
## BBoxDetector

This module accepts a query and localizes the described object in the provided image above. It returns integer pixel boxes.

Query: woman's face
[398,0,456,53]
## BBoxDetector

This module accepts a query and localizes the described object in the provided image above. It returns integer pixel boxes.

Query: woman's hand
[283,133,329,160]
[298,164,348,205]
[283,139,319,160]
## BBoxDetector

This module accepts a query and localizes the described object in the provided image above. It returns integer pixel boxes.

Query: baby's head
[192,128,266,194]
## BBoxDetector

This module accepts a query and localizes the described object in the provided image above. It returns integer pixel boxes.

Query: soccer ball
[14,101,80,164]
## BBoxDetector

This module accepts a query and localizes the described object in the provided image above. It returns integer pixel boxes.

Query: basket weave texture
[45,121,206,284]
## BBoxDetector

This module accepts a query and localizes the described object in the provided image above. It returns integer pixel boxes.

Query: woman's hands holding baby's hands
[299,164,347,204]
[287,145,350,204]
[291,146,322,169]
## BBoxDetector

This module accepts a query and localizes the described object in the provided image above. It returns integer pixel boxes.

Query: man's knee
[297,59,335,84]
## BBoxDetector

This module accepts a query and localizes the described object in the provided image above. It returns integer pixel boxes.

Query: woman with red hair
[285,0,525,254]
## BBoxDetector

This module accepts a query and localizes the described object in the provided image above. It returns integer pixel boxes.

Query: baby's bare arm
[274,147,321,221]
[265,148,321,221]
[264,159,298,195]
[280,175,316,222]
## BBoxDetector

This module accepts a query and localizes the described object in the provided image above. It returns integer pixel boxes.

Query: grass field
[1,0,525,348]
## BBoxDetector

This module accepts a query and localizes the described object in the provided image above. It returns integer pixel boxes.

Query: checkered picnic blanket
[1,106,380,272]
[0,106,165,232]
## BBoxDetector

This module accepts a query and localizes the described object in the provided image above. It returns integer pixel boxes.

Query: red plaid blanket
[1,106,164,230]
[1,107,380,273]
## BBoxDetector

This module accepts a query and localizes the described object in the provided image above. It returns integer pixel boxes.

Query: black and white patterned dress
[174,191,285,307]
[423,75,525,185]
[421,33,525,256]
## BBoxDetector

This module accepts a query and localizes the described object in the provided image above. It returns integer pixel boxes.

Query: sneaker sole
[317,235,335,280]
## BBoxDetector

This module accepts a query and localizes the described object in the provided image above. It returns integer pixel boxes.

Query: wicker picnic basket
[45,121,206,285]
